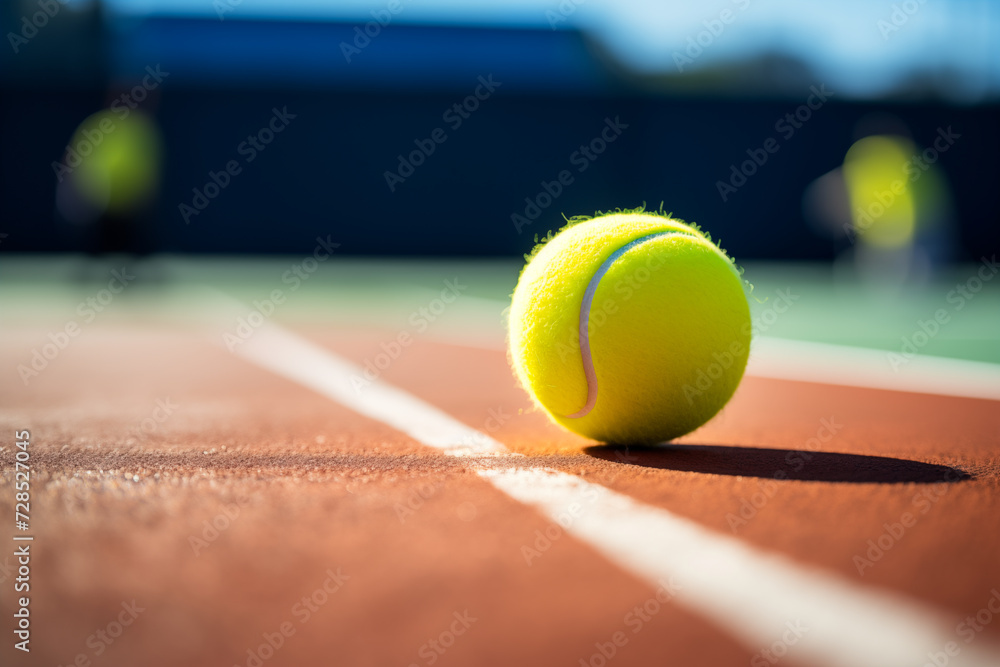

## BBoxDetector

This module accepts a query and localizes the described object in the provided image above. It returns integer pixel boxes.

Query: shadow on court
[584,443,971,484]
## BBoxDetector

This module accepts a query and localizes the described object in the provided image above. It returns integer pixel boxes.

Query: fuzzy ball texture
[509,210,751,444]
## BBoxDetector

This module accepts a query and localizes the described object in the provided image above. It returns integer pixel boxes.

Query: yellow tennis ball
[509,209,751,444]
[70,110,161,214]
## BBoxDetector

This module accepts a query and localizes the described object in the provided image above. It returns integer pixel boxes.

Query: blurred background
[2,7,1000,666]
[1,0,997,273]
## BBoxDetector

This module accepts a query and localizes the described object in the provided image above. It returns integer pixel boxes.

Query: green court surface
[3,256,998,365]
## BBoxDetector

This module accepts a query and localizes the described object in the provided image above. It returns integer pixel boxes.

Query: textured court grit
[231,323,1000,667]
[0,325,753,667]
[3,323,999,667]
[341,332,1000,628]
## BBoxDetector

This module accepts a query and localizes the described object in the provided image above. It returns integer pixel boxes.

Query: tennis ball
[70,110,161,214]
[508,209,751,444]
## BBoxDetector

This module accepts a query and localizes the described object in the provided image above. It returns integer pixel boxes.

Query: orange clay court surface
[2,256,1000,667]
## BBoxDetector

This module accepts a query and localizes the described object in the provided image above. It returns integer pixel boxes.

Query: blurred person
[55,104,163,257]
[803,114,956,288]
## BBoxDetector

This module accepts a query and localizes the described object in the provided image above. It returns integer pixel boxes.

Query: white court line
[422,324,1000,402]
[749,337,1000,402]
[232,323,504,457]
[233,322,1000,667]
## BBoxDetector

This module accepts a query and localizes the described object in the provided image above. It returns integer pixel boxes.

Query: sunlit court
[2,1,999,666]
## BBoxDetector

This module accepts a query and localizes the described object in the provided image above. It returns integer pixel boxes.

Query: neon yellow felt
[508,211,751,444]
[843,135,916,249]
[71,110,161,214]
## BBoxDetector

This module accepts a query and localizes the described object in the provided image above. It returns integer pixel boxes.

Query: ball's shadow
[584,444,970,484]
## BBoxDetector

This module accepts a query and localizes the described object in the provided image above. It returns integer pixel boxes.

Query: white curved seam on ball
[565,230,697,419]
